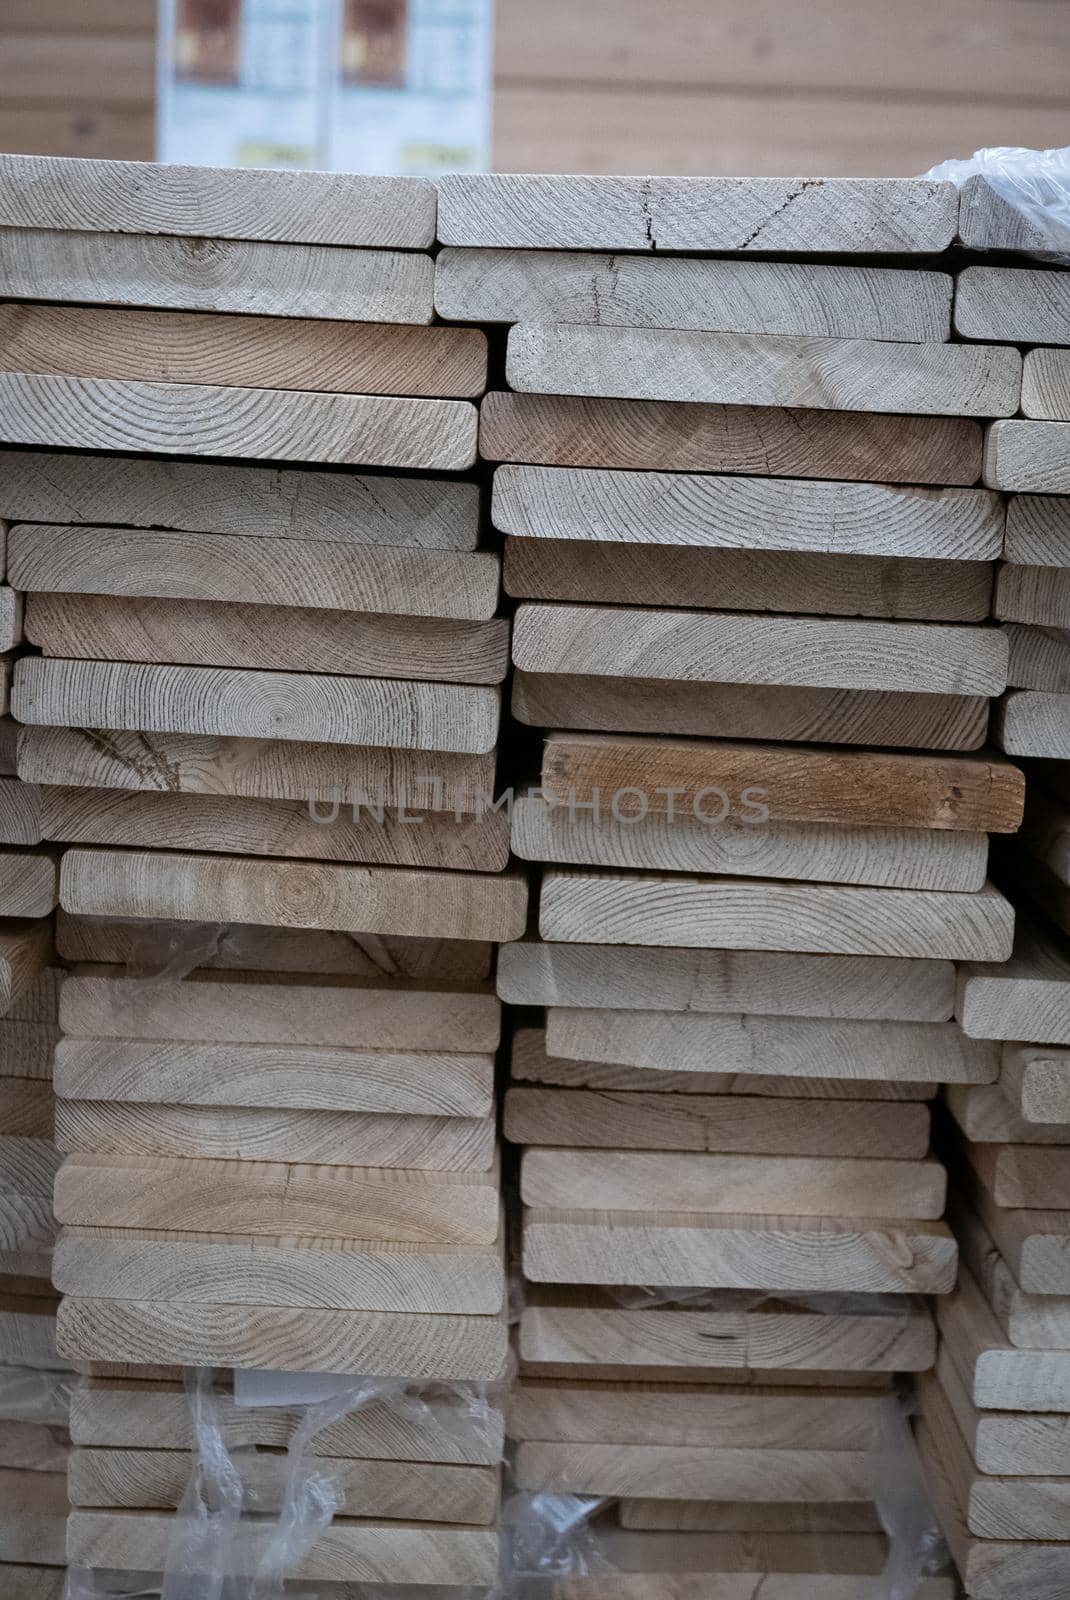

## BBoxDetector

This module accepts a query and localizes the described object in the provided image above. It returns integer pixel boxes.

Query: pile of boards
[432,170,1021,1593]
[0,151,525,1593]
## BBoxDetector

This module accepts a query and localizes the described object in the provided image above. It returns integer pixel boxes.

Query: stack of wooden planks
[432,172,1027,1592]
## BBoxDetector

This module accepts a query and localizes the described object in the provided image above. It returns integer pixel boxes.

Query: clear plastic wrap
[927,145,1070,260]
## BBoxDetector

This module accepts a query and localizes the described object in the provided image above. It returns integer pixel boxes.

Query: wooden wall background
[1,0,1069,176]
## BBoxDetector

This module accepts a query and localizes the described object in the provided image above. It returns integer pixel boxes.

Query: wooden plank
[1023,348,1070,421]
[0,229,434,323]
[0,920,53,1018]
[57,1302,505,1390]
[437,174,958,252]
[512,672,989,751]
[0,1470,67,1566]
[957,265,1070,344]
[504,537,993,620]
[513,1028,936,1102]
[958,914,1070,1043]
[936,1341,1070,1478]
[952,1151,1070,1297]
[0,777,41,846]
[521,1149,945,1219]
[967,1142,1070,1209]
[68,1446,498,1521]
[493,464,1004,559]
[947,1189,1070,1352]
[523,1210,958,1293]
[0,302,486,397]
[11,523,499,620]
[519,1290,934,1372]
[14,660,500,753]
[1004,624,1070,691]
[996,563,1070,629]
[934,1264,1070,1411]
[0,153,437,247]
[0,104,153,163]
[0,716,17,775]
[546,1008,995,1084]
[513,604,1008,696]
[0,1021,59,1081]
[59,849,528,942]
[0,1080,53,1138]
[437,250,951,338]
[512,793,986,892]
[19,728,496,806]
[55,912,492,982]
[0,35,152,103]
[0,448,480,550]
[0,851,58,918]
[507,1378,889,1446]
[55,1037,493,1117]
[70,1375,504,1462]
[25,593,509,684]
[1005,494,1070,567]
[985,420,1070,494]
[505,1087,929,1157]
[59,971,501,1053]
[0,1297,63,1368]
[40,788,510,874]
[498,946,955,1022]
[0,587,21,652]
[539,733,1022,835]
[478,390,982,483]
[0,1192,55,1256]
[54,1152,501,1246]
[54,1226,504,1315]
[0,372,476,470]
[1,0,154,28]
[514,1439,871,1502]
[618,1501,883,1533]
[1001,1042,1070,1124]
[539,872,1014,962]
[995,689,1070,758]
[506,324,1020,417]
[919,1370,1070,1541]
[54,1101,495,1170]
[0,1137,60,1198]
[946,1085,1070,1148]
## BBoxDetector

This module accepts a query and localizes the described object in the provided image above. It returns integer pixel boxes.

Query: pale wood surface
[71,1375,504,1462]
[498,946,955,1021]
[512,793,987,891]
[948,1189,1070,1351]
[0,372,477,469]
[0,153,437,246]
[69,1446,500,1521]
[539,732,1023,834]
[59,848,528,941]
[6,963,62,1023]
[54,1101,495,1170]
[996,563,1070,628]
[437,174,958,252]
[618,1500,884,1532]
[946,1084,1070,1148]
[14,660,500,752]
[1023,348,1070,421]
[493,464,1004,559]
[513,1027,935,1101]
[1005,494,1070,567]
[0,302,487,396]
[515,1439,871,1502]
[505,1087,930,1157]
[55,1037,493,1117]
[0,587,22,653]
[1001,1042,1070,1123]
[0,851,58,917]
[0,919,53,1017]
[995,689,1070,758]
[956,264,1070,344]
[1004,624,1070,691]
[522,1210,958,1293]
[437,249,952,338]
[55,1152,501,1245]
[0,1136,61,1196]
[0,228,435,322]
[54,1226,504,1315]
[936,1341,1070,1478]
[10,523,501,620]
[545,1006,994,1083]
[985,419,1070,494]
[26,593,510,684]
[513,603,1008,696]
[0,775,42,845]
[58,1298,507,1384]
[19,728,497,804]
[55,912,492,982]
[966,1142,1070,1210]
[521,1148,946,1219]
[504,537,993,621]
[958,915,1070,1043]
[959,171,1068,252]
[936,1263,1070,1411]
[513,672,989,751]
[506,323,1021,417]
[0,1468,67,1566]
[539,871,1015,962]
[0,1019,60,1080]
[0,447,480,549]
[59,971,501,1052]
[479,390,982,482]
[40,787,511,873]
[950,1153,1070,1296]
